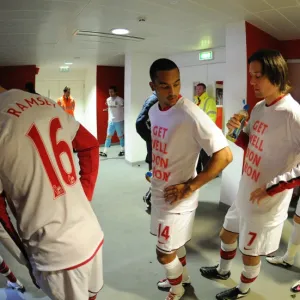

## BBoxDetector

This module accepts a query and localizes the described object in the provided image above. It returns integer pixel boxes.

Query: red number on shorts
[247,232,257,247]
[26,118,77,199]
[158,224,170,240]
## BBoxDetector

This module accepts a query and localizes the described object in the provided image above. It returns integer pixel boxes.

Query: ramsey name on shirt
[149,97,228,213]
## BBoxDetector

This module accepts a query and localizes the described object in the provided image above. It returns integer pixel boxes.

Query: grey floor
[0,145,299,299]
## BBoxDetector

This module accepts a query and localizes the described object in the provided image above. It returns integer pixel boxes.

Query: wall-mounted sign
[59,66,70,72]
[199,51,213,61]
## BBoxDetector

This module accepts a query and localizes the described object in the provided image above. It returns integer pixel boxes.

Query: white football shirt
[149,97,228,213]
[0,89,103,271]
[106,96,124,122]
[236,94,300,226]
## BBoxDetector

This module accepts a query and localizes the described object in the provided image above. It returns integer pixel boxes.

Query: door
[96,66,124,145]
[35,80,85,122]
[288,63,300,103]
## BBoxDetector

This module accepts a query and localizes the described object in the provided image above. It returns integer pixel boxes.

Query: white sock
[283,221,300,264]
[217,240,237,275]
[120,146,124,152]
[103,147,108,154]
[163,256,184,295]
[176,246,189,281]
[238,261,261,293]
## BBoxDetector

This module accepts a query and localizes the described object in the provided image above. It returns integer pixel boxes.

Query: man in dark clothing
[136,92,158,170]
[136,92,158,209]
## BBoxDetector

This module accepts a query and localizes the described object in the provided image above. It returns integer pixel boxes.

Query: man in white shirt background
[100,86,125,157]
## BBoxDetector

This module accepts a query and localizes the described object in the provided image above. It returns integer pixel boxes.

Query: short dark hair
[196,83,206,90]
[149,58,179,82]
[109,85,117,92]
[63,86,70,92]
[248,49,291,93]
[25,82,35,93]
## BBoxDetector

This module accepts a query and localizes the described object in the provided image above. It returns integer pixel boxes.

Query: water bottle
[145,171,152,182]
[226,100,249,143]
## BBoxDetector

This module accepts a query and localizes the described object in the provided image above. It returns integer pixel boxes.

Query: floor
[0,145,299,300]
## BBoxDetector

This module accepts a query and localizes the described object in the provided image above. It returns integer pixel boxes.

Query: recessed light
[64,62,73,65]
[111,28,130,35]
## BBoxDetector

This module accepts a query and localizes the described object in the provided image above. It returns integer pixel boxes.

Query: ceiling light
[64,62,73,65]
[111,28,130,35]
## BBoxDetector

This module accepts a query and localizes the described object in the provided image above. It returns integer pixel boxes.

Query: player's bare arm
[164,146,232,204]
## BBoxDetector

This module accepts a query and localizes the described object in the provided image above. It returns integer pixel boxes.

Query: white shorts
[150,206,195,254]
[224,202,284,256]
[32,247,103,300]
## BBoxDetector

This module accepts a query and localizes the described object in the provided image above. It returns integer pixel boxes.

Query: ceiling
[1,0,300,68]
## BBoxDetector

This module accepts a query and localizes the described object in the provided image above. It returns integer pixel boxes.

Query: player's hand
[164,182,193,205]
[226,114,246,130]
[250,186,269,205]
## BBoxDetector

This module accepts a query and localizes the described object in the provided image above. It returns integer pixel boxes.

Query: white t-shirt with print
[106,96,124,122]
[236,94,300,227]
[149,97,228,214]
[0,89,103,271]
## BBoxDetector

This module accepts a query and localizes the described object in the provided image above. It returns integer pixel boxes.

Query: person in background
[136,91,159,209]
[100,86,125,157]
[194,83,217,173]
[57,86,75,117]
[25,82,38,95]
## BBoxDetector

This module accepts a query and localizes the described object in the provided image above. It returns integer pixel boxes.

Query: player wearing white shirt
[100,86,125,157]
[200,49,300,300]
[148,58,232,300]
[0,87,104,300]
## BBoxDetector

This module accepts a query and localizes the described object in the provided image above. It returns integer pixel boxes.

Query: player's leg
[200,202,239,279]
[157,211,195,291]
[100,121,115,157]
[156,250,184,300]
[216,255,260,300]
[0,255,25,293]
[88,247,103,300]
[216,221,284,299]
[151,208,195,299]
[115,121,125,156]
[266,202,300,267]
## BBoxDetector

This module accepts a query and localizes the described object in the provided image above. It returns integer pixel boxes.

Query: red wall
[281,40,300,59]
[0,65,37,90]
[96,66,124,144]
[245,22,281,113]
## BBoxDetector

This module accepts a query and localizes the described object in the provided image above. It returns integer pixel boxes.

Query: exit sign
[199,51,213,61]
[59,66,70,72]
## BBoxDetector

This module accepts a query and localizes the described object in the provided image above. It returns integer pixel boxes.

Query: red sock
[0,261,16,282]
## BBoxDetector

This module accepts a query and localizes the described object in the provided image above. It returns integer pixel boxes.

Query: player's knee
[219,228,238,244]
[106,135,112,139]
[118,135,124,139]
[242,254,260,266]
[294,214,300,224]
[156,249,176,265]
